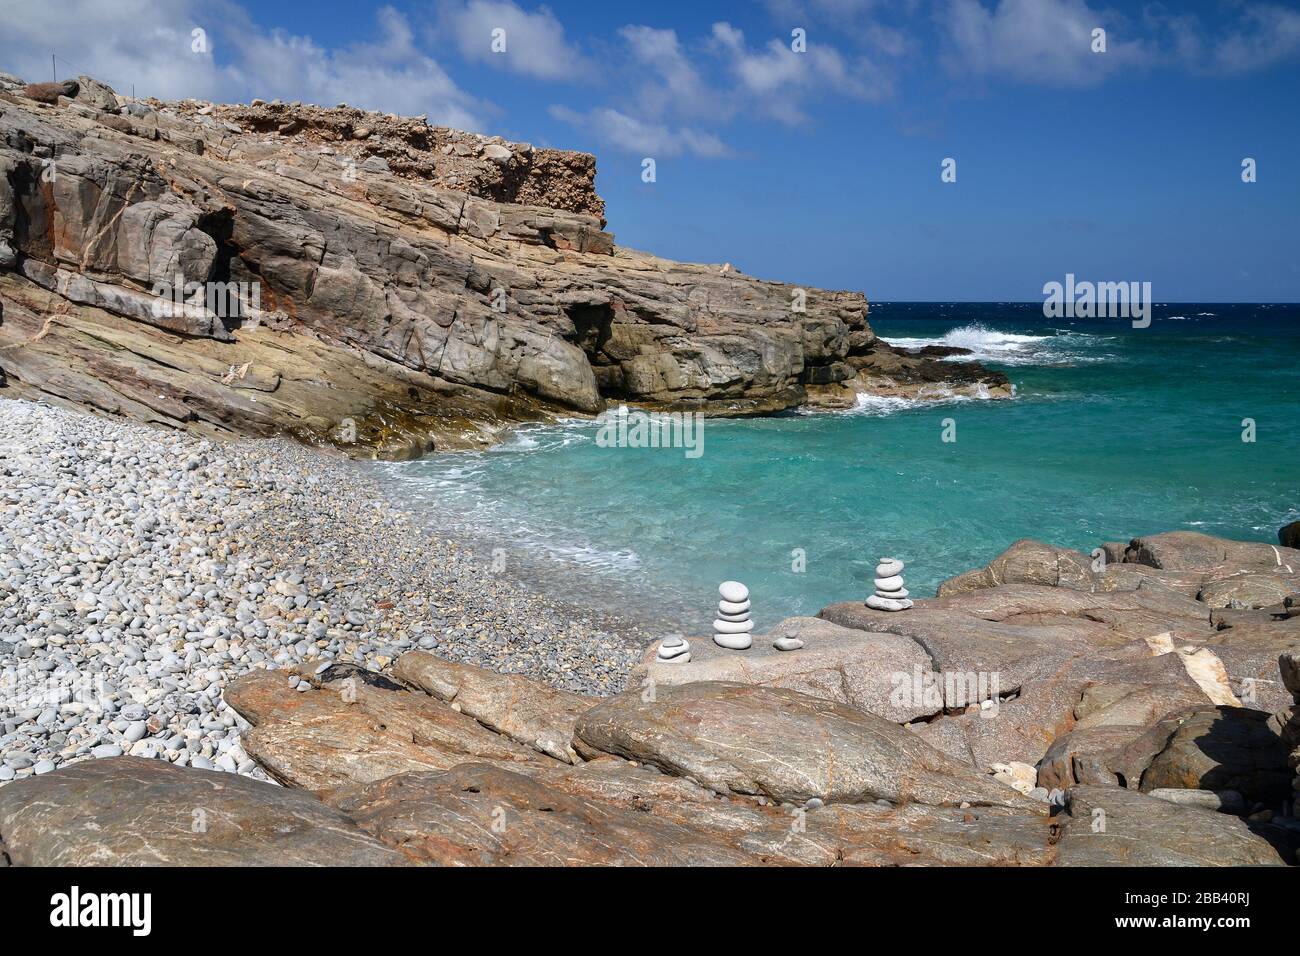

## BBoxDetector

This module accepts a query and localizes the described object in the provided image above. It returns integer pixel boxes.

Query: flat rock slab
[329,763,759,866]
[635,616,938,722]
[0,757,408,866]
[1053,785,1288,866]
[392,651,594,763]
[572,680,1039,809]
[224,669,543,791]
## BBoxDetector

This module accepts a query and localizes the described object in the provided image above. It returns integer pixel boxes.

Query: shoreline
[0,399,653,788]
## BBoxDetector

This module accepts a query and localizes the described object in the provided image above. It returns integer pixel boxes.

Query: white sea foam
[882,323,1109,366]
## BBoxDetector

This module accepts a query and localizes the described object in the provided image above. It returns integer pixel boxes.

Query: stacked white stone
[656,635,691,664]
[866,557,913,611]
[713,581,753,649]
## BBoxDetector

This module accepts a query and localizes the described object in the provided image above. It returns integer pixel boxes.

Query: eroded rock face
[0,78,1007,455]
[572,680,1038,809]
[0,757,408,866]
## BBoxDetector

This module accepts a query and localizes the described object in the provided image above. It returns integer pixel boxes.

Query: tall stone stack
[866,557,912,611]
[713,581,753,650]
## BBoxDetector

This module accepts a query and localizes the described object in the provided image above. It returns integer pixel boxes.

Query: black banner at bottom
[1,866,1285,943]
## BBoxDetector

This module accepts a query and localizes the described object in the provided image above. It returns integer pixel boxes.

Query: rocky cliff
[0,72,1007,456]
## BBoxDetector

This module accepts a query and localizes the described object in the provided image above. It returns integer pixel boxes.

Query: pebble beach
[0,400,650,787]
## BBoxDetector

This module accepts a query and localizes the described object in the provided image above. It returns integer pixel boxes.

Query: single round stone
[718,581,749,603]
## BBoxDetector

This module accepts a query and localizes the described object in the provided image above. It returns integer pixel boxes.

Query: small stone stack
[656,636,691,664]
[866,557,912,611]
[713,581,753,649]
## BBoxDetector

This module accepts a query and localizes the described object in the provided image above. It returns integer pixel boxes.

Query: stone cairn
[713,581,753,649]
[656,635,691,664]
[866,557,913,611]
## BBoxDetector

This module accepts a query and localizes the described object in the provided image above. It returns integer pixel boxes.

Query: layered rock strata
[0,71,1008,456]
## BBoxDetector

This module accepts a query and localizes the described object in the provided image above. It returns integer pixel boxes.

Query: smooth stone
[713,619,755,635]
[718,599,751,615]
[874,587,909,599]
[718,581,749,603]
[874,575,905,591]
[865,595,913,612]
[713,632,753,650]
[657,638,692,663]
[772,636,804,651]
[876,559,904,577]
[715,610,751,623]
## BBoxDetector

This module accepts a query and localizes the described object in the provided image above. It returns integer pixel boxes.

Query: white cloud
[438,0,590,80]
[939,0,1148,87]
[1184,4,1300,74]
[0,0,225,101]
[548,105,729,159]
[0,0,488,129]
[710,21,892,124]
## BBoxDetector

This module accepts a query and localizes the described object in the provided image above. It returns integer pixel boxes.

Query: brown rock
[572,680,1040,809]
[0,757,409,866]
[1053,785,1287,866]
[1140,706,1292,805]
[328,763,760,866]
[223,668,543,791]
[392,651,595,763]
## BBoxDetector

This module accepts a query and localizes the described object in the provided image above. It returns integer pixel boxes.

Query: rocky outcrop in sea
[0,71,1007,457]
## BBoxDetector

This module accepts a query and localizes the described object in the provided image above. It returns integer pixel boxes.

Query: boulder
[223,668,543,791]
[392,651,595,763]
[1139,706,1292,805]
[0,757,409,866]
[73,75,119,113]
[1052,785,1287,866]
[1281,521,1300,550]
[572,680,1040,809]
[1123,530,1300,575]
[1198,573,1298,609]
[936,539,1097,596]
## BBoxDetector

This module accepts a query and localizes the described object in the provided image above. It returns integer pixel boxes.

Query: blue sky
[3,0,1298,301]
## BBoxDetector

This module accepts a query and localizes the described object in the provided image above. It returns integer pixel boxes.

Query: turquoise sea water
[374,304,1300,634]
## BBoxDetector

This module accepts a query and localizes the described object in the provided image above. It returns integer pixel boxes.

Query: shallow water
[373,304,1300,634]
